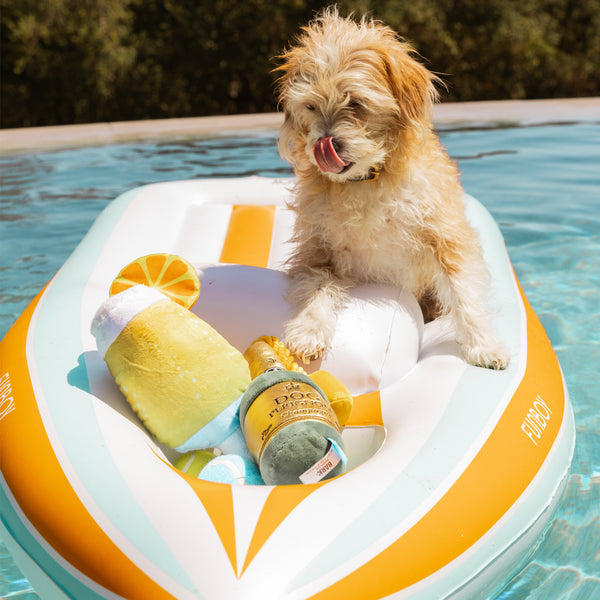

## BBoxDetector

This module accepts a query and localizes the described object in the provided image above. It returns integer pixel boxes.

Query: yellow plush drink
[92,285,250,449]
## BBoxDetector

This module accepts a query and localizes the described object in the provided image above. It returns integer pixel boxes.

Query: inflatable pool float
[0,177,575,599]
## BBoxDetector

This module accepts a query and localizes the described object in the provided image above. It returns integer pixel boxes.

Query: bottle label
[243,380,341,462]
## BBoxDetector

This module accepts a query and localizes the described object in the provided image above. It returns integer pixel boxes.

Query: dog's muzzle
[313,136,380,182]
[313,136,350,174]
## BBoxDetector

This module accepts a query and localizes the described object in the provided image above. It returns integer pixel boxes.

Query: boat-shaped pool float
[0,177,575,599]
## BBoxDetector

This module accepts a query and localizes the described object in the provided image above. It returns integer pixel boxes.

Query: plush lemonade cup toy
[91,254,261,483]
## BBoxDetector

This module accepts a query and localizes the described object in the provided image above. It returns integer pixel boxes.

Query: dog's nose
[313,136,349,174]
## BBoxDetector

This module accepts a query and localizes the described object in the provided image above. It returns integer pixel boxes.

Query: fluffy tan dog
[276,8,509,370]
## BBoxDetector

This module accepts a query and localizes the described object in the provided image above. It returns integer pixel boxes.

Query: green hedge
[2,0,598,128]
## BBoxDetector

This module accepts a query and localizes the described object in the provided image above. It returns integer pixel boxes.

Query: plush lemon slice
[109,253,201,309]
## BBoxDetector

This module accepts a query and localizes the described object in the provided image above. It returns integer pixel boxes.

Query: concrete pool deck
[1,97,598,154]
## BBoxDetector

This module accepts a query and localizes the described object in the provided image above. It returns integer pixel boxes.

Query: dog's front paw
[463,340,511,370]
[284,316,331,364]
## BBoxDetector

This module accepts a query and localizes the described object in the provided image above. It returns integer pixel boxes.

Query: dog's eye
[348,98,364,110]
[305,104,315,111]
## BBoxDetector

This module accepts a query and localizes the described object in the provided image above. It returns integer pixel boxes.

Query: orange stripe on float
[309,280,566,599]
[241,480,328,575]
[189,479,238,574]
[154,452,239,575]
[344,391,383,428]
[238,393,383,575]
[0,290,178,599]
[219,205,276,267]
[163,448,326,579]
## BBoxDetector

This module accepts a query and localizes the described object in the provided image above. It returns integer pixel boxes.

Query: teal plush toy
[174,450,263,485]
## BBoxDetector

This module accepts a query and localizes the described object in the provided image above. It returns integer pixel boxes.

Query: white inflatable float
[0,177,574,599]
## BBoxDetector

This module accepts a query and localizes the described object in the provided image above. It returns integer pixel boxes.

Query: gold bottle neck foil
[244,340,285,379]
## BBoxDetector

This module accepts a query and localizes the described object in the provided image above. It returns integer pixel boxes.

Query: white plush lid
[91,285,166,358]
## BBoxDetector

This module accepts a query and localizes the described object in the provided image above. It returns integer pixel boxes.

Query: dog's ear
[272,40,307,109]
[378,39,440,126]
[272,51,298,162]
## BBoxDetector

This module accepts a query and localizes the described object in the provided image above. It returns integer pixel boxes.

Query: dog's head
[275,8,439,183]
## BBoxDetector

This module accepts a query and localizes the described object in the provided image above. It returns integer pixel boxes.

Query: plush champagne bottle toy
[239,339,347,485]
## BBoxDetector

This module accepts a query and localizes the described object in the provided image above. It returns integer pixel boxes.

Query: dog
[275,8,509,370]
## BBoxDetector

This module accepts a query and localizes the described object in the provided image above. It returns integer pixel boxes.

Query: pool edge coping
[1,97,599,154]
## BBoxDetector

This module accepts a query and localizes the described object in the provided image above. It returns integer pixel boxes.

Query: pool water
[1,122,599,599]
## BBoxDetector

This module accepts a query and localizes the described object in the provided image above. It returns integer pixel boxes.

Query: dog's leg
[433,254,510,370]
[284,266,348,363]
[441,279,510,370]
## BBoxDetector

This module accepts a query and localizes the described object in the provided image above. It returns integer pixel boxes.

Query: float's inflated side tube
[0,177,574,600]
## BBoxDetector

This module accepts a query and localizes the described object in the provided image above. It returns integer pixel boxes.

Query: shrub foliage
[2,0,598,128]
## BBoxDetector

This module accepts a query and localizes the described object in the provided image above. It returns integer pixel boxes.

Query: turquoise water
[1,122,599,598]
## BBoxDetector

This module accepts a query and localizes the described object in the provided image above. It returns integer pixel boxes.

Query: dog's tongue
[313,136,349,174]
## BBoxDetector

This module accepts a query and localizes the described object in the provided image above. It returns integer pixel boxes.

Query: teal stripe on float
[30,187,198,595]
